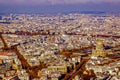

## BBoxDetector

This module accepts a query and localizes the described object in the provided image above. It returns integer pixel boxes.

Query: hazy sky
[0,0,120,5]
[0,0,120,13]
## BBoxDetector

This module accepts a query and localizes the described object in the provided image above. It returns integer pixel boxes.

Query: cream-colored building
[92,39,107,57]
[48,66,67,73]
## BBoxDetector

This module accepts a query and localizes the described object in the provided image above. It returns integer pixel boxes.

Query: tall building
[92,39,106,57]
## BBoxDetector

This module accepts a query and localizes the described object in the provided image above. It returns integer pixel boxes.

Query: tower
[92,39,106,57]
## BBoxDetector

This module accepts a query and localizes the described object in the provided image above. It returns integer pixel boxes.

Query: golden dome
[97,39,103,45]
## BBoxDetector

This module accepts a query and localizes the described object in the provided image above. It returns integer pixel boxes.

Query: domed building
[92,39,107,57]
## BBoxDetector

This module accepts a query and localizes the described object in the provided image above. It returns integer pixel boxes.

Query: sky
[0,0,120,5]
[0,0,120,14]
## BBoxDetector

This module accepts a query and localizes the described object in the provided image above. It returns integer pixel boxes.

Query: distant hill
[79,11,106,14]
